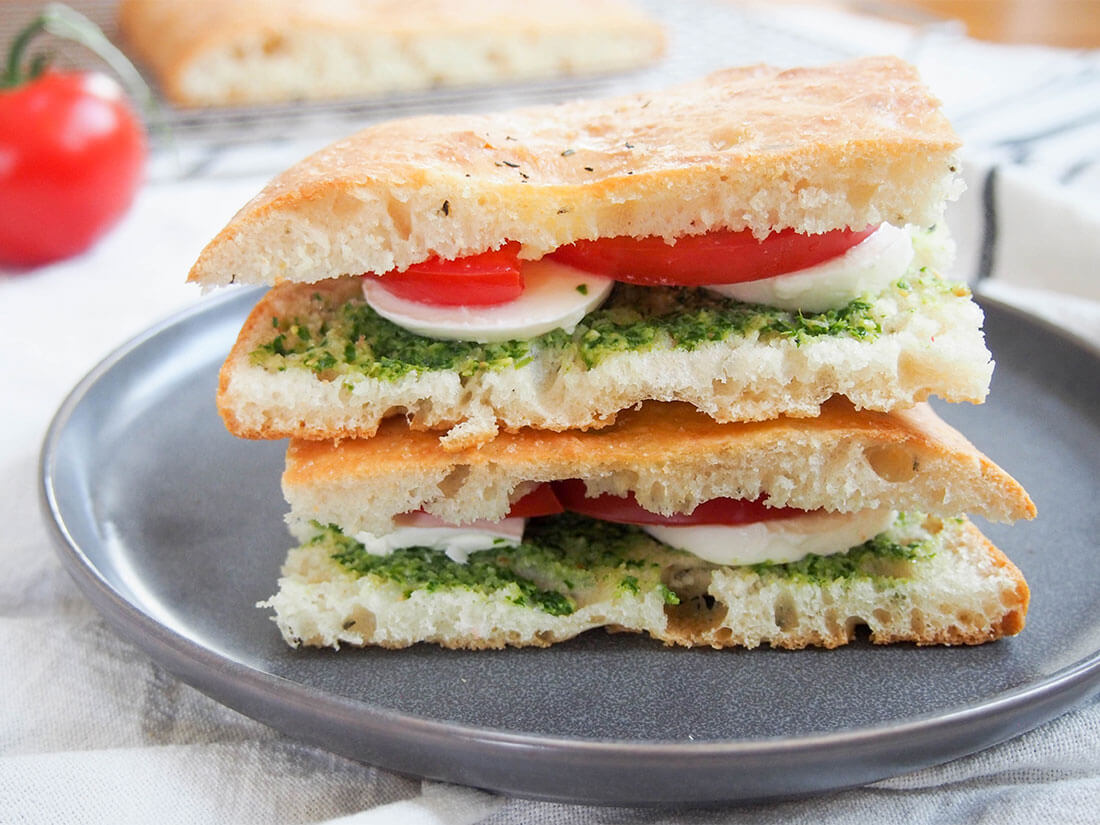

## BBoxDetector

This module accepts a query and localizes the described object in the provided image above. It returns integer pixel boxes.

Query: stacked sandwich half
[191,57,1035,650]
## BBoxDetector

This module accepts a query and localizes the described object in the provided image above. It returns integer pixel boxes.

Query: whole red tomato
[0,69,146,267]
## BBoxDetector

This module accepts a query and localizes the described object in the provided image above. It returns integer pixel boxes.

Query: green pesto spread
[250,278,963,383]
[310,512,937,616]
[313,512,677,616]
[750,531,935,583]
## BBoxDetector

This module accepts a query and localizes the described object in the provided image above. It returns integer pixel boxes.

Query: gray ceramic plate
[41,288,1100,805]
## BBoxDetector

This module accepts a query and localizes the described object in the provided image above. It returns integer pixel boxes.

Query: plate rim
[39,287,1100,803]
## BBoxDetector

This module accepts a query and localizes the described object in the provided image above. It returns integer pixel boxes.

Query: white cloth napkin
[3,2,1099,823]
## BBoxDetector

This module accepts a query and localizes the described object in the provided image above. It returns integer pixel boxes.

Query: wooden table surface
[882,0,1100,48]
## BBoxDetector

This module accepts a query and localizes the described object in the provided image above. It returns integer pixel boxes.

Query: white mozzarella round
[640,508,897,566]
[354,514,526,564]
[362,258,614,342]
[706,224,913,312]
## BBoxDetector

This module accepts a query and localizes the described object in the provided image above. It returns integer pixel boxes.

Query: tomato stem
[2,4,156,123]
[3,14,46,87]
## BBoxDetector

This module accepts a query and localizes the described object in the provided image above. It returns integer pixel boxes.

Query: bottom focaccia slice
[259,511,1028,650]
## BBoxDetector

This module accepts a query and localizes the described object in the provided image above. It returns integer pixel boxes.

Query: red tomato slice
[506,483,564,518]
[552,480,806,525]
[548,226,876,287]
[373,241,523,306]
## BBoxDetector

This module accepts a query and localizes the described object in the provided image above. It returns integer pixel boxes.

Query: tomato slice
[552,479,806,525]
[373,241,523,306]
[368,226,874,307]
[506,483,564,518]
[548,226,876,287]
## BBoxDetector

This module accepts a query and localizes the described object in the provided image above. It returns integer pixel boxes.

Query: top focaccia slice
[118,0,664,107]
[188,56,962,287]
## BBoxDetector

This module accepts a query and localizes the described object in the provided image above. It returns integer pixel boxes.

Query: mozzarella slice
[640,509,897,566]
[354,513,525,564]
[352,507,894,568]
[362,258,614,343]
[706,224,914,312]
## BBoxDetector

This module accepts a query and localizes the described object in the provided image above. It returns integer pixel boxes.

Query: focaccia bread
[117,0,665,107]
[282,399,1035,538]
[188,57,961,285]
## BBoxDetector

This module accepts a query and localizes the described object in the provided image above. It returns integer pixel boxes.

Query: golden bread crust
[188,57,961,285]
[282,399,1036,533]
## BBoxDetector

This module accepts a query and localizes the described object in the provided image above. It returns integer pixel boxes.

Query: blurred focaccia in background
[116,0,665,107]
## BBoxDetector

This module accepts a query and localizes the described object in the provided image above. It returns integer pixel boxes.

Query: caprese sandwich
[191,56,989,448]
[262,400,1034,649]
[187,57,1036,652]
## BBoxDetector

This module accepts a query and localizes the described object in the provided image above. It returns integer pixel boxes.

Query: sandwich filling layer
[320,512,936,609]
[707,223,913,312]
[262,511,1029,649]
[251,238,961,382]
[358,223,912,341]
[362,257,615,342]
[638,508,897,565]
[351,507,898,566]
[223,224,989,443]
